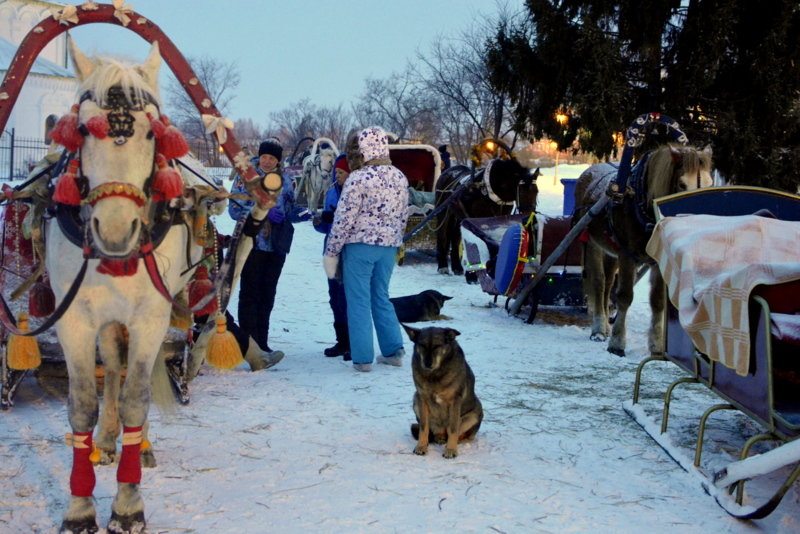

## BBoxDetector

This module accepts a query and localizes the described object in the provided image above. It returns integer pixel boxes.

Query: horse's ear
[703,144,713,156]
[669,145,683,163]
[68,35,96,82]
[140,41,162,86]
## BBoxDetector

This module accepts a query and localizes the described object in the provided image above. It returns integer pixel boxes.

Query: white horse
[45,41,270,534]
[299,137,338,212]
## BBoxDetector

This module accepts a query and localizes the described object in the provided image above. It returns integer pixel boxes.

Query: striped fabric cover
[646,214,800,376]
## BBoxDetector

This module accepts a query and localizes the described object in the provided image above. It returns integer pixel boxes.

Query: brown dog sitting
[403,325,483,458]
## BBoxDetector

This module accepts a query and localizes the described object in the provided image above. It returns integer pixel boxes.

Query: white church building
[1,0,77,178]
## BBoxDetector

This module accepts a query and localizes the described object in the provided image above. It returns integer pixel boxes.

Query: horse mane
[77,55,161,108]
[645,144,711,203]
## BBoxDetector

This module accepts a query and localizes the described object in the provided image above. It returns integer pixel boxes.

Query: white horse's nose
[89,199,143,257]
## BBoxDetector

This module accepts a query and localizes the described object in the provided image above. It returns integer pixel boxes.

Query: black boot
[324,322,350,357]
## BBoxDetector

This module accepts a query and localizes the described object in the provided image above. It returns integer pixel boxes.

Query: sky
[67,0,526,127]
[2,169,799,532]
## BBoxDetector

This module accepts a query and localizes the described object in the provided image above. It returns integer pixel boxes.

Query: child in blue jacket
[313,154,350,359]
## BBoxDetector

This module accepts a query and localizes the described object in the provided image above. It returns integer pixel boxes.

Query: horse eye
[678,182,688,191]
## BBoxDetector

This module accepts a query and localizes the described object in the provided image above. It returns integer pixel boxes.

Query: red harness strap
[117,426,143,484]
[66,431,95,497]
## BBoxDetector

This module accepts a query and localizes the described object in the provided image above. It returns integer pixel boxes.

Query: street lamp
[553,112,568,185]
[550,140,559,185]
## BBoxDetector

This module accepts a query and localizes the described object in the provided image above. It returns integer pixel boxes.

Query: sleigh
[393,143,441,262]
[626,186,800,519]
[460,212,584,319]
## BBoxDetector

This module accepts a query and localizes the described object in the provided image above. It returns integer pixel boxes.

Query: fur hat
[258,139,283,160]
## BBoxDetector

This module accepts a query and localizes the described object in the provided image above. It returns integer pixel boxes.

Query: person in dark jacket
[313,154,351,360]
[229,139,309,368]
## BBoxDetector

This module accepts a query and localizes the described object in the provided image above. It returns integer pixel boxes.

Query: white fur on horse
[646,214,800,375]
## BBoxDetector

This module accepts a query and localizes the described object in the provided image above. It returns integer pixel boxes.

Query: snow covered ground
[1,165,798,533]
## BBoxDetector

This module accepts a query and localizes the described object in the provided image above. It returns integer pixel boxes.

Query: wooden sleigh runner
[625,186,800,519]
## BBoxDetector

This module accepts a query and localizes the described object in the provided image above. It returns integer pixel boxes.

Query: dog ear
[402,323,419,341]
[442,295,453,301]
[446,328,461,340]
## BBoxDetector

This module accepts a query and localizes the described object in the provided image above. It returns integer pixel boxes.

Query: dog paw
[443,448,458,459]
[413,445,428,456]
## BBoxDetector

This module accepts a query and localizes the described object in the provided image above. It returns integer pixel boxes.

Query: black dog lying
[391,290,452,323]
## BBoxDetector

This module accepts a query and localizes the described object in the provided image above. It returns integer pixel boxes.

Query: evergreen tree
[487,0,800,190]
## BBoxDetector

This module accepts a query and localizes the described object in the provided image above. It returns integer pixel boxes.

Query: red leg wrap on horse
[69,431,95,497]
[117,426,143,484]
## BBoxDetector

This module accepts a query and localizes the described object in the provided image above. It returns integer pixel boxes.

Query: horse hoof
[60,517,99,533]
[107,510,145,534]
[97,449,116,465]
[141,448,157,468]
[437,267,450,275]
[608,347,625,357]
[589,332,607,342]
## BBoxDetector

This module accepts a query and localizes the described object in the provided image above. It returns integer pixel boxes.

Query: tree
[353,67,440,144]
[266,99,355,163]
[164,55,241,163]
[486,0,800,190]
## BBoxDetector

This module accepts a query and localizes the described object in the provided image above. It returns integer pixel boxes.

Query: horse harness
[0,86,237,336]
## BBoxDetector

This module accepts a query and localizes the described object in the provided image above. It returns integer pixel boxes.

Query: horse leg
[648,266,666,355]
[583,241,609,341]
[436,209,451,274]
[603,255,619,324]
[107,319,167,534]
[95,323,125,465]
[450,220,464,276]
[608,256,637,357]
[58,321,101,533]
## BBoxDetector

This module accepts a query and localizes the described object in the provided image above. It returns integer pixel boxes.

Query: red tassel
[53,159,82,205]
[152,154,184,201]
[85,114,109,139]
[50,105,84,153]
[147,112,166,139]
[189,266,218,316]
[156,115,189,160]
[29,280,56,318]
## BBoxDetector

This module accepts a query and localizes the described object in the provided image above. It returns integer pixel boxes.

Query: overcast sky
[68,0,525,128]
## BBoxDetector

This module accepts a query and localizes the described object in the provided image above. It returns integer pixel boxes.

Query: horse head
[645,144,713,203]
[67,39,171,258]
[318,147,337,174]
[483,158,538,210]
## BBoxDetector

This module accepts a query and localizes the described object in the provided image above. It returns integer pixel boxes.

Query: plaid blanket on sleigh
[646,214,800,376]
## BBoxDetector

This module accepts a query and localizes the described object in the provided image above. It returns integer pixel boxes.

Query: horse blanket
[646,214,800,375]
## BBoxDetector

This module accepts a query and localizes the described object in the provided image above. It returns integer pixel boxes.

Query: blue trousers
[342,243,403,364]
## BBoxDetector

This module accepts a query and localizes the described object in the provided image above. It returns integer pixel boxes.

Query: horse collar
[482,160,514,206]
[54,203,178,276]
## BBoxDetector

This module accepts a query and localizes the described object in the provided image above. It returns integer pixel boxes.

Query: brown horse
[436,159,539,275]
[574,144,713,356]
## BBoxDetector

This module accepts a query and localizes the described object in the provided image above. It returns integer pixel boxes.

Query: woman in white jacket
[324,127,409,372]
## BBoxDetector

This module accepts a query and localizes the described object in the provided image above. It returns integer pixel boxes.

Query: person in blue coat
[229,139,309,368]
[313,154,351,360]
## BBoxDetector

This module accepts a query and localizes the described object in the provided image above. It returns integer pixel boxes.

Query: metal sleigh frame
[626,185,800,519]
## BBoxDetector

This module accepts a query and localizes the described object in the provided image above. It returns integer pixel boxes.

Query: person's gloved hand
[323,255,339,279]
[267,207,285,224]
[320,210,335,224]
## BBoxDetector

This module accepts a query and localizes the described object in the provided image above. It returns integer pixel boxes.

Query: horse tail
[150,346,177,413]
